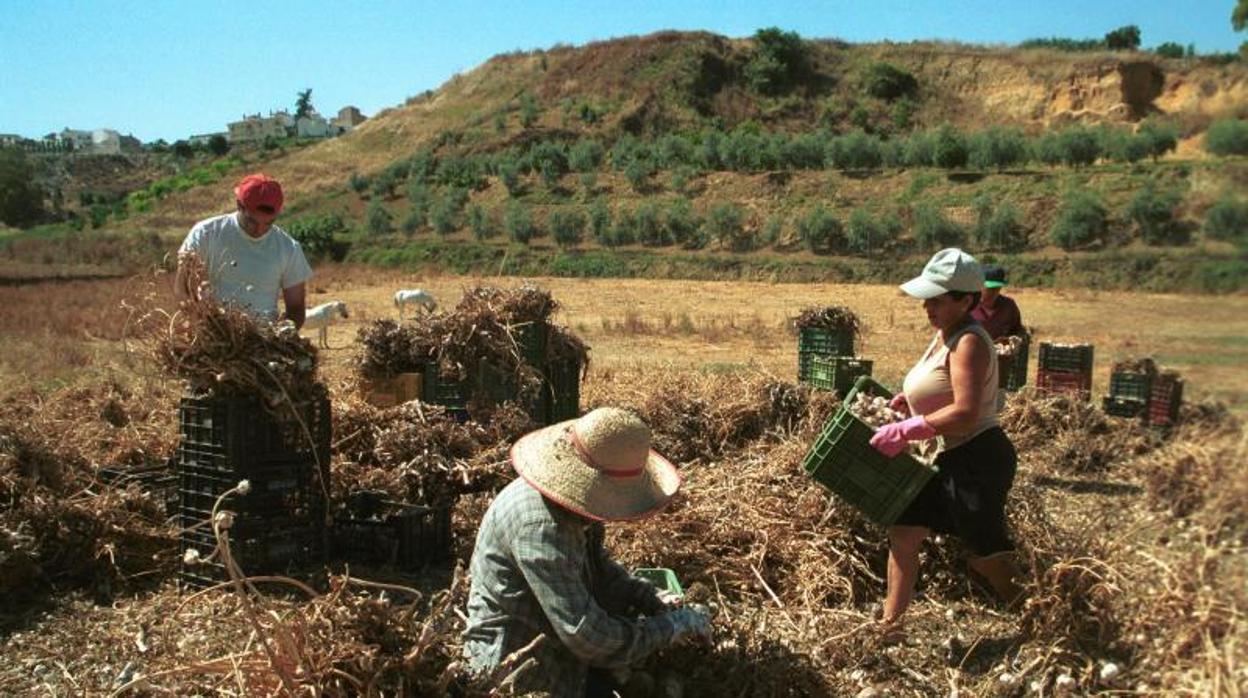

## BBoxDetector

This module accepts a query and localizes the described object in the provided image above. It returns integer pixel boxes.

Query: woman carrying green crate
[867,248,1023,640]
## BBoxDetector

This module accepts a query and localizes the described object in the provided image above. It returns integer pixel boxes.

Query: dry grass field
[302,266,1248,410]
[1,268,1246,695]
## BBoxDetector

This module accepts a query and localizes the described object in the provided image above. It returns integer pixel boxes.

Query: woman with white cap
[464,407,711,697]
[868,248,1023,639]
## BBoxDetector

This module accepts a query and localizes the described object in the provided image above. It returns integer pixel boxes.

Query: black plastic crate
[514,322,549,368]
[179,522,326,589]
[331,501,453,570]
[178,390,331,469]
[177,457,327,522]
[1103,395,1147,419]
[1038,342,1095,374]
[998,335,1030,392]
[546,358,582,423]
[422,362,472,411]
[476,362,548,422]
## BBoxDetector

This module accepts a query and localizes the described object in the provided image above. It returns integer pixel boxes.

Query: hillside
[21,31,1248,292]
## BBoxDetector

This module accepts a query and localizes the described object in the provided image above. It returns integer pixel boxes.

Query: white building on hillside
[330,106,367,134]
[296,112,330,138]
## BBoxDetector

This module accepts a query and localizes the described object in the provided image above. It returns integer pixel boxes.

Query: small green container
[808,356,874,395]
[634,567,683,597]
[801,375,938,526]
[797,327,855,382]
[1109,369,1154,402]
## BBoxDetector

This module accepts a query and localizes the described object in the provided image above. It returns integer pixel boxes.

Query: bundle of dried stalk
[330,396,524,505]
[1112,357,1158,374]
[131,255,324,425]
[355,284,588,412]
[794,305,863,338]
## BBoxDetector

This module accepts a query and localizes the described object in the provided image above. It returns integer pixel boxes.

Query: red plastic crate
[1148,374,1183,427]
[1036,367,1091,401]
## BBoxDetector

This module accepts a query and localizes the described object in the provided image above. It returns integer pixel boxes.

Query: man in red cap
[175,174,312,327]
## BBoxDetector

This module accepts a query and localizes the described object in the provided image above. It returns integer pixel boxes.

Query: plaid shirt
[464,478,676,697]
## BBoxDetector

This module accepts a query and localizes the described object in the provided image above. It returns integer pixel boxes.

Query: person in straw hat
[464,407,711,697]
[868,248,1024,641]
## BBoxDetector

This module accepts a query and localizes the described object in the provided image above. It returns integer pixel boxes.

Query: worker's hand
[888,393,910,416]
[666,607,712,643]
[656,589,684,609]
[869,416,936,458]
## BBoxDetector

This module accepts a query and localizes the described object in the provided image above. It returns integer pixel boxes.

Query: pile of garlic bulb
[848,392,906,427]
[995,334,1025,358]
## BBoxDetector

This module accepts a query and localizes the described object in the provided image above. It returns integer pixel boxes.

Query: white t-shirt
[179,212,313,321]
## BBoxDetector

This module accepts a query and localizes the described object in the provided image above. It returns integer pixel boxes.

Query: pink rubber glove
[888,393,910,416]
[869,415,937,457]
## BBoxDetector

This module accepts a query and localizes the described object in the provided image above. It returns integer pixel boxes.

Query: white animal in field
[394,289,437,320]
[303,300,349,348]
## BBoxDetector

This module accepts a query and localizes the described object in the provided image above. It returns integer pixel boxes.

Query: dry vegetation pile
[354,284,589,410]
[130,257,325,421]
[794,305,864,338]
[0,363,1245,695]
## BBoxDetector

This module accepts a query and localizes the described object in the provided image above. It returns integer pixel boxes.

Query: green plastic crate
[514,322,548,367]
[634,567,683,597]
[808,356,874,395]
[797,327,855,382]
[1109,369,1154,402]
[422,362,471,412]
[801,375,938,525]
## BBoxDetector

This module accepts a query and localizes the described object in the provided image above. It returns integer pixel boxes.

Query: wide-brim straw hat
[511,407,681,522]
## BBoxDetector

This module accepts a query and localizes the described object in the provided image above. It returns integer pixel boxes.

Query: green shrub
[796,205,844,254]
[288,213,350,260]
[366,201,393,234]
[635,201,667,246]
[1126,183,1185,245]
[519,92,540,128]
[401,210,424,235]
[968,126,1028,171]
[504,203,537,244]
[828,130,883,169]
[745,27,809,95]
[531,141,568,189]
[862,62,918,101]
[625,160,652,192]
[1204,119,1248,156]
[913,203,966,250]
[1203,197,1248,242]
[549,208,587,248]
[663,199,702,248]
[891,98,916,131]
[498,158,522,196]
[1154,42,1186,59]
[931,125,968,169]
[1057,127,1101,168]
[1050,190,1107,249]
[656,135,696,169]
[612,207,638,246]
[569,139,605,172]
[589,199,612,246]
[1104,25,1141,51]
[430,195,459,236]
[1138,120,1179,162]
[707,202,750,251]
[846,208,900,255]
[1032,131,1066,167]
[467,204,495,241]
[371,170,399,199]
[1099,126,1151,163]
[761,215,784,248]
[971,197,1027,252]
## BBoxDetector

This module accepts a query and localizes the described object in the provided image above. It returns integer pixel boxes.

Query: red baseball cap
[234,174,284,219]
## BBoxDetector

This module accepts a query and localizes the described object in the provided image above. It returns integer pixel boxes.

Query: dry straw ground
[0,269,1245,696]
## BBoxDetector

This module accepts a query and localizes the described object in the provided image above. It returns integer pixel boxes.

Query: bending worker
[868,249,1023,641]
[464,407,711,697]
[175,173,312,328]
[971,264,1024,340]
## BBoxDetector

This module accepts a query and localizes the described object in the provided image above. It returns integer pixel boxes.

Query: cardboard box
[364,372,423,408]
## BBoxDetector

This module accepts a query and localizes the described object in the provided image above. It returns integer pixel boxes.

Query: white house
[296,112,330,138]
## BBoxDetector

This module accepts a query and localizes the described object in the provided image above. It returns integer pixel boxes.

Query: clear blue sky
[1,0,1241,142]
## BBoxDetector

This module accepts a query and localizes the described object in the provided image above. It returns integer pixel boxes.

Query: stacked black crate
[176,389,331,589]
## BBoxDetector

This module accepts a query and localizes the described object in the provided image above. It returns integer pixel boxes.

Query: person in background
[868,249,1023,641]
[971,264,1024,340]
[175,173,312,328]
[464,407,711,697]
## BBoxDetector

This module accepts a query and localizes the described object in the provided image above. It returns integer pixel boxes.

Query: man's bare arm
[282,282,307,329]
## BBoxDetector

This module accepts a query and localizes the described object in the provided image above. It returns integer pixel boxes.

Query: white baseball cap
[900,248,984,299]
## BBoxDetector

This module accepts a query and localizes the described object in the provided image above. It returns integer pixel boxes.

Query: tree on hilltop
[1234,0,1248,30]
[295,88,315,119]
[745,27,809,95]
[1105,25,1141,51]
